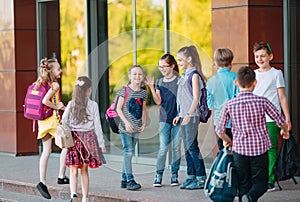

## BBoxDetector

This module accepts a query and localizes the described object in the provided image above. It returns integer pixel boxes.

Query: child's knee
[71,167,78,176]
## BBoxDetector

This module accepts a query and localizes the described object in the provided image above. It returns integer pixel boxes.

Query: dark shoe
[179,178,194,189]
[36,182,51,199]
[170,174,179,186]
[153,174,162,187]
[186,179,205,190]
[70,194,78,202]
[267,183,276,192]
[121,180,127,188]
[57,176,70,184]
[126,180,141,191]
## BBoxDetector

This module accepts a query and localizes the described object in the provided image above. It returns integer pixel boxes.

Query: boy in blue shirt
[206,48,239,150]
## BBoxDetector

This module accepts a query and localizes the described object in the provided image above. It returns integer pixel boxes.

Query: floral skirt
[66,130,102,169]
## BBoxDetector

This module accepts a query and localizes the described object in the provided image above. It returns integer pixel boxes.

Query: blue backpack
[187,70,211,123]
[204,148,238,202]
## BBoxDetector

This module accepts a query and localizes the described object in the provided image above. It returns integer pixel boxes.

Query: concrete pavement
[0,153,300,202]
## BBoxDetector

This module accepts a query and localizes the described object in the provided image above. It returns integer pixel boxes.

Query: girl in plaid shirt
[216,66,289,202]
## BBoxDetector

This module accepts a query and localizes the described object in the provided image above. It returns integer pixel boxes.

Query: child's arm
[146,75,162,105]
[139,100,147,133]
[182,74,200,125]
[279,122,290,139]
[42,82,64,110]
[265,97,290,139]
[219,133,232,147]
[116,96,134,133]
[278,87,292,130]
[94,102,105,149]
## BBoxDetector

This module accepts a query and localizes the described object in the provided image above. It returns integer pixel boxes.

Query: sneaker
[121,180,127,188]
[179,178,194,189]
[36,182,51,199]
[70,194,78,202]
[185,179,205,190]
[170,174,179,186]
[267,183,276,192]
[126,180,141,191]
[57,176,70,184]
[153,175,162,187]
[241,194,249,202]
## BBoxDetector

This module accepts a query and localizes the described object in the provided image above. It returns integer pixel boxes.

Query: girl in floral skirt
[62,76,106,202]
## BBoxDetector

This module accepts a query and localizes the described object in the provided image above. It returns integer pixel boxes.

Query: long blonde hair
[69,76,92,124]
[34,58,59,89]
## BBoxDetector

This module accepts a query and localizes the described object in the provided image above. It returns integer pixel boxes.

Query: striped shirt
[216,90,285,156]
[118,86,148,133]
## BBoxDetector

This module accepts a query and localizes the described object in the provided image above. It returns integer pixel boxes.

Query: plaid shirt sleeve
[265,98,285,127]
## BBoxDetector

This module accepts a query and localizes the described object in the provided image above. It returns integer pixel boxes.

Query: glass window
[60,0,86,103]
[107,0,212,164]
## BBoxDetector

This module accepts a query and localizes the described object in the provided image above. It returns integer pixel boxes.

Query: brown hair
[177,45,206,81]
[128,64,146,88]
[253,41,272,55]
[159,53,179,74]
[69,76,92,124]
[214,48,234,67]
[237,66,256,88]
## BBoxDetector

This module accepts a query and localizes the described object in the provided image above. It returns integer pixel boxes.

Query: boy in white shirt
[252,41,292,191]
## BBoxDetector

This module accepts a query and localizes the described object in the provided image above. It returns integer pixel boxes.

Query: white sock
[82,197,89,202]
[71,192,77,198]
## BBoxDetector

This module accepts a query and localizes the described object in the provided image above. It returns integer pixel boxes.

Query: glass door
[36,0,60,63]
[36,0,61,153]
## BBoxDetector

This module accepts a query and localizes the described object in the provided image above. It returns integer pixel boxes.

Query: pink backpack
[24,82,53,121]
[105,86,129,134]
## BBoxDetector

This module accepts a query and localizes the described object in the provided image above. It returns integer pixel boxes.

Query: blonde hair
[34,58,59,89]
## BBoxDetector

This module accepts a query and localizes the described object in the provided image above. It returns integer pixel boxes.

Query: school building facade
[0,0,299,166]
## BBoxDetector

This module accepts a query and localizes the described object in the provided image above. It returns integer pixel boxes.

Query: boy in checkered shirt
[216,66,289,202]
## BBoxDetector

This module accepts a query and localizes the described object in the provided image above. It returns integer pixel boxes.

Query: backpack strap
[155,77,163,89]
[123,86,129,108]
[187,70,205,96]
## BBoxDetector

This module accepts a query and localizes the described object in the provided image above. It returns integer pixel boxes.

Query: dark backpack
[204,147,238,202]
[275,135,300,190]
[105,86,129,134]
[187,70,211,123]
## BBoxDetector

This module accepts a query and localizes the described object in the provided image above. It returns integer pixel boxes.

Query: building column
[212,0,284,71]
[0,0,60,155]
[211,0,285,157]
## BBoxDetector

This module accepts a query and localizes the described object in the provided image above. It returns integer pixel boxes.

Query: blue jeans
[156,122,181,176]
[233,151,268,202]
[120,132,138,182]
[181,116,206,179]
